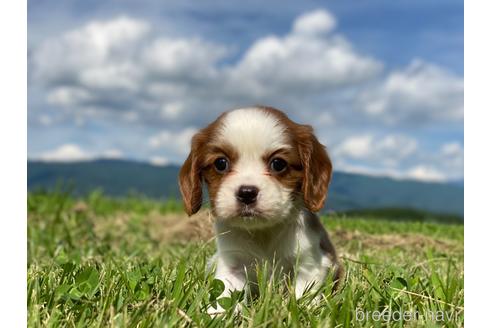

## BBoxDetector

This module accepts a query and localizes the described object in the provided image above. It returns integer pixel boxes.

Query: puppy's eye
[270,158,288,173]
[214,157,229,173]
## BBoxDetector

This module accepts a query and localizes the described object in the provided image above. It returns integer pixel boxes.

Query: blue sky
[27,0,463,182]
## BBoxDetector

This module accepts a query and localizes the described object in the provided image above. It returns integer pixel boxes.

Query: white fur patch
[217,107,291,155]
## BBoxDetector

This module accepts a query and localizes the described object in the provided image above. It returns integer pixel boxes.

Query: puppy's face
[179,107,332,229]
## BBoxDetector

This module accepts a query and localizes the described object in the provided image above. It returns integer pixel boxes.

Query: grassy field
[27,191,464,327]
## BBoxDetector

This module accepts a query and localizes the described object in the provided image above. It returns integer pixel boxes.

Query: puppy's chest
[223,225,318,269]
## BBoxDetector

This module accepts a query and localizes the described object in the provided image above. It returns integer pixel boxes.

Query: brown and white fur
[179,107,343,313]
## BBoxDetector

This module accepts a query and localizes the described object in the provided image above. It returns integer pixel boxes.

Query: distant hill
[27,159,464,216]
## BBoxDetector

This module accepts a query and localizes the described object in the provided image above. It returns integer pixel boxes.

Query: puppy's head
[179,107,332,229]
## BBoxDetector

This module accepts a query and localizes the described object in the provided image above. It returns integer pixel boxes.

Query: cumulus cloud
[29,10,382,128]
[405,165,446,182]
[357,59,463,125]
[46,87,92,107]
[149,156,170,166]
[338,162,446,182]
[334,135,373,159]
[407,142,463,182]
[38,115,53,126]
[148,127,198,155]
[141,38,227,81]
[30,10,462,132]
[30,11,460,130]
[32,16,149,89]
[441,142,463,157]
[332,133,464,182]
[159,102,185,120]
[229,12,382,98]
[37,144,125,162]
[334,134,417,164]
[30,16,231,127]
[293,9,337,35]
[332,133,463,181]
[39,144,92,162]
[436,142,464,180]
[28,9,463,182]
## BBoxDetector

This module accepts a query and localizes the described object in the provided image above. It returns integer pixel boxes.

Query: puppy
[179,107,342,313]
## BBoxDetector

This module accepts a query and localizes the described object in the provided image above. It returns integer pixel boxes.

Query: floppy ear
[297,125,333,212]
[179,135,203,216]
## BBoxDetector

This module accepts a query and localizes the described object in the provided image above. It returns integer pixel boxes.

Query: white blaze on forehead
[217,108,290,156]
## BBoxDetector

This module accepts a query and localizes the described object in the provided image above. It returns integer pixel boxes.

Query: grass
[27,191,464,327]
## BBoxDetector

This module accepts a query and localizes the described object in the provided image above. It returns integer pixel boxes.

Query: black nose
[236,185,259,205]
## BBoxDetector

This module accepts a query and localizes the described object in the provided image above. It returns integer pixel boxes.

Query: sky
[27,0,464,182]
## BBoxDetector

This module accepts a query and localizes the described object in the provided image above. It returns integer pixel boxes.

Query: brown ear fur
[179,134,203,216]
[178,113,226,216]
[296,125,333,212]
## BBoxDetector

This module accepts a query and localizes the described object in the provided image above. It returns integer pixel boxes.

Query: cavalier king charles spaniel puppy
[179,106,342,313]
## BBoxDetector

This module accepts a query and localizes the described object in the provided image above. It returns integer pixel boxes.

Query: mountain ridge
[27,159,464,216]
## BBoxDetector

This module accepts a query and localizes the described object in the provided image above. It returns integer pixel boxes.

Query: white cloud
[148,127,197,155]
[28,10,463,182]
[32,16,149,88]
[36,145,127,162]
[334,134,417,162]
[334,135,372,159]
[32,11,460,135]
[30,10,382,127]
[229,10,382,97]
[38,115,53,126]
[39,144,92,162]
[441,142,463,157]
[331,133,458,181]
[405,165,446,182]
[30,16,229,126]
[338,162,446,182]
[46,87,92,107]
[78,63,140,92]
[149,156,170,166]
[31,16,151,126]
[358,59,463,125]
[142,38,227,80]
[160,102,185,120]
[293,9,337,35]
[333,135,463,182]
[437,142,463,179]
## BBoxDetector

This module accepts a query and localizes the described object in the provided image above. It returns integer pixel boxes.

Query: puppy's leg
[294,252,340,300]
[294,264,327,300]
[207,257,247,315]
